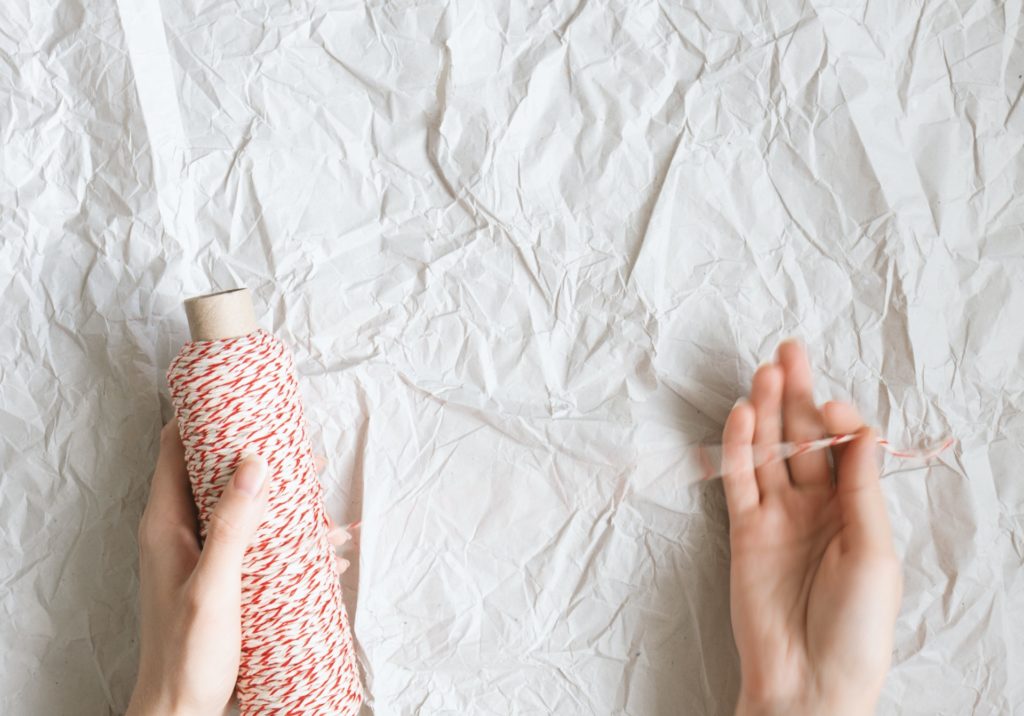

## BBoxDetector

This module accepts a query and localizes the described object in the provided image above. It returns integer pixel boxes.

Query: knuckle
[206,510,244,547]
[137,513,198,559]
[181,579,205,616]
[738,672,776,703]
[874,552,903,581]
[137,514,158,555]
[160,421,177,443]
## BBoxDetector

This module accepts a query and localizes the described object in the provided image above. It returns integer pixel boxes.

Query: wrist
[735,687,878,716]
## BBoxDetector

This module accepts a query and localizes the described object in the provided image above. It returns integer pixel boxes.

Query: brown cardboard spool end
[184,287,258,341]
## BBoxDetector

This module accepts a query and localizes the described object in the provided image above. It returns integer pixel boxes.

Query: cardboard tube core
[184,288,258,341]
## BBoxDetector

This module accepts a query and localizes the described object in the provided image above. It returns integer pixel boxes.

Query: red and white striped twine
[168,328,362,714]
[697,433,956,481]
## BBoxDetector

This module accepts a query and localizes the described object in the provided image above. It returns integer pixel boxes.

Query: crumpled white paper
[2,0,1022,713]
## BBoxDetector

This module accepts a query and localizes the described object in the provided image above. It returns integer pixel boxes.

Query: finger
[194,453,270,585]
[750,363,789,494]
[776,339,829,486]
[315,454,326,473]
[835,426,892,552]
[721,397,759,516]
[335,556,351,575]
[327,525,351,546]
[822,400,863,468]
[139,419,200,557]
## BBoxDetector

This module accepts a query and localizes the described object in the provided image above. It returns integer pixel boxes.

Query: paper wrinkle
[2,0,1023,714]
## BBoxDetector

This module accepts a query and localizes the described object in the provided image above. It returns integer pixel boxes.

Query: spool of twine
[167,288,362,713]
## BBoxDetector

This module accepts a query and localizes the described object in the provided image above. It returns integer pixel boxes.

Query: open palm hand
[723,340,902,716]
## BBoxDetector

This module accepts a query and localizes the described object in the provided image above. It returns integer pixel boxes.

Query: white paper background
[2,0,1022,714]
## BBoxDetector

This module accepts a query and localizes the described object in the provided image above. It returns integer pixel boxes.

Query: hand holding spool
[130,288,362,715]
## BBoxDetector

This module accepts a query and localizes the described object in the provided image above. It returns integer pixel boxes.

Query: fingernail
[755,362,780,380]
[327,526,350,544]
[733,397,749,409]
[335,557,350,573]
[235,452,268,496]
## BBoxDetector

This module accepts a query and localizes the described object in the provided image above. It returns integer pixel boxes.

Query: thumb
[195,453,270,583]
